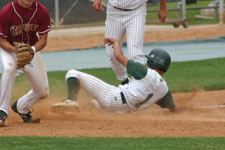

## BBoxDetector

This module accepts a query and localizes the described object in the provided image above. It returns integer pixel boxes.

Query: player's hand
[104,38,121,48]
[104,38,117,46]
[104,38,127,66]
[92,0,104,11]
[158,9,167,22]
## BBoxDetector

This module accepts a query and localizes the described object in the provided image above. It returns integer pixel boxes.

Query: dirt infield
[1,89,225,137]
[44,24,225,52]
[0,25,225,137]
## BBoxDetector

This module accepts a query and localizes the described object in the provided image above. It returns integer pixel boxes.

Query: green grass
[0,137,225,150]
[186,0,219,25]
[165,58,225,92]
[146,0,220,25]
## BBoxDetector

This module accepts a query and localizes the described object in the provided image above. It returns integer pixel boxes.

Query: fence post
[55,0,59,27]
[219,0,224,24]
[182,0,186,21]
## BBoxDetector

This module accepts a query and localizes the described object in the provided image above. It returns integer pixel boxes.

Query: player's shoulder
[147,69,168,86]
[37,1,49,13]
[0,2,13,14]
[0,2,14,19]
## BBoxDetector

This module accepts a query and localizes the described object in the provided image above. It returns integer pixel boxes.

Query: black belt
[120,92,127,104]
[113,6,133,11]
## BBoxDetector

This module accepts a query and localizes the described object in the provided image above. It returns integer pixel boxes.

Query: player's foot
[11,101,40,123]
[0,110,8,127]
[52,99,80,112]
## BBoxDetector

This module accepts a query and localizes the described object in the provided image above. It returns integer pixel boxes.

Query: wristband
[31,46,36,53]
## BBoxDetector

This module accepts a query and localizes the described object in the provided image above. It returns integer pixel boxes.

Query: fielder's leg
[11,53,49,123]
[125,5,146,65]
[0,49,17,126]
[105,13,128,84]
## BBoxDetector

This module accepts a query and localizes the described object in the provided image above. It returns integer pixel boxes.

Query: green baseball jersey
[119,60,175,111]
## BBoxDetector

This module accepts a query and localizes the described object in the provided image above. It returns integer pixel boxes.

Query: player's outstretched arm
[104,38,128,67]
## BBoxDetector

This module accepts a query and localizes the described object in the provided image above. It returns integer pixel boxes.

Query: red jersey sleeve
[38,3,51,35]
[0,3,12,38]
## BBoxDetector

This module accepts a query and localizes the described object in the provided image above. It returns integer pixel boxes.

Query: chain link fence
[147,0,188,27]
[0,0,224,28]
[147,0,225,28]
[39,0,106,27]
[0,0,106,28]
[185,0,225,25]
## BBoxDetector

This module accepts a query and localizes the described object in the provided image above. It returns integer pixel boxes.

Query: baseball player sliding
[53,0,167,108]
[93,0,167,85]
[0,0,51,127]
[53,38,179,114]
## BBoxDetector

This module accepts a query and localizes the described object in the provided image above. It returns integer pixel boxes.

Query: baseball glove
[14,42,34,69]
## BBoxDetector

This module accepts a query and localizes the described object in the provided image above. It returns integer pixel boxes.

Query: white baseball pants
[66,69,130,114]
[105,4,146,82]
[0,48,49,115]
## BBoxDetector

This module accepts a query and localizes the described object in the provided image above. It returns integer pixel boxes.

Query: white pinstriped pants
[105,4,146,82]
[66,69,130,114]
[0,48,49,115]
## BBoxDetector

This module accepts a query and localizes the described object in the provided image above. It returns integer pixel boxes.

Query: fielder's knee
[3,65,17,76]
[39,87,49,99]
[65,69,78,81]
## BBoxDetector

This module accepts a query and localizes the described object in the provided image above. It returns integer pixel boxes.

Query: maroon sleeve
[38,3,51,35]
[0,22,4,38]
[0,4,11,38]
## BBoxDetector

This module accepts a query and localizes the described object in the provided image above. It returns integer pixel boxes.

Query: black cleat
[0,110,8,127]
[11,101,40,123]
